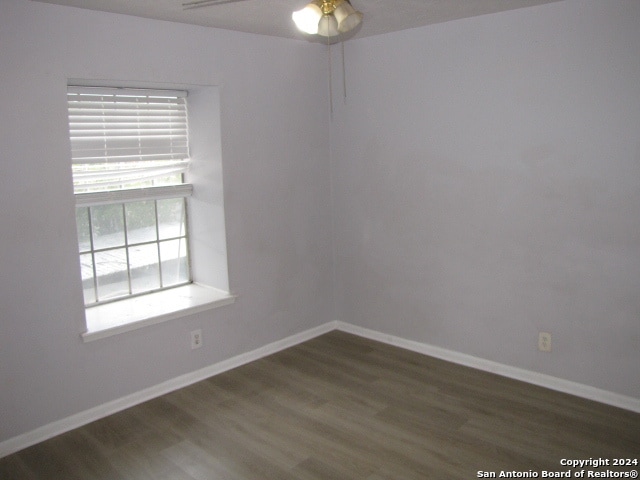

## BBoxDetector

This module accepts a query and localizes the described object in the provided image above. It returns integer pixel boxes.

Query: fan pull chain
[342,40,347,104]
[327,35,333,119]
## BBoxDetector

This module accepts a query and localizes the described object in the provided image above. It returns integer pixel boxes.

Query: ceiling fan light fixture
[293,0,362,37]
[292,3,323,35]
[334,1,363,33]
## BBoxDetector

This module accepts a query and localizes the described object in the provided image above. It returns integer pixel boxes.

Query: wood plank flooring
[1,331,639,479]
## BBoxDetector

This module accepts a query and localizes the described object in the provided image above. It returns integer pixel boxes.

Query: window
[69,86,193,305]
[68,84,234,340]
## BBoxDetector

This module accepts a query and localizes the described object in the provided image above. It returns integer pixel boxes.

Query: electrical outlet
[538,332,551,352]
[191,329,203,350]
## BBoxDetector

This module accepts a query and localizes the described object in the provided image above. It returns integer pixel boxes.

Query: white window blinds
[68,86,191,199]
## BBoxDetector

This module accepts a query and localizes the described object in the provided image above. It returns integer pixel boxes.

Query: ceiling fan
[182,0,363,39]
[183,0,362,117]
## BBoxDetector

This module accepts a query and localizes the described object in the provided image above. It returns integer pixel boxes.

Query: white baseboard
[3,319,638,459]
[336,321,640,414]
[0,321,338,459]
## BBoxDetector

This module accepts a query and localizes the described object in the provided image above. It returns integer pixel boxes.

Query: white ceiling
[33,0,563,41]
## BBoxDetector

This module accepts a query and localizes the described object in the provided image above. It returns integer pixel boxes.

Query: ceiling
[33,0,563,41]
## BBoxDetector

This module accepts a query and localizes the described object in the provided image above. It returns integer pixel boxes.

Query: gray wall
[0,0,333,442]
[331,0,640,399]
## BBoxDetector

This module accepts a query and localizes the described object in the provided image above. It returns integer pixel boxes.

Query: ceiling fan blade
[182,0,252,10]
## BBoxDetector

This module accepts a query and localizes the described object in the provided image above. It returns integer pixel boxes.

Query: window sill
[81,284,236,343]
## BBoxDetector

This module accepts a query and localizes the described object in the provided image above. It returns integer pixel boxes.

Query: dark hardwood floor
[2,331,639,479]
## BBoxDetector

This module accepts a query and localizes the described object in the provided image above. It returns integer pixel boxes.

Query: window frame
[68,85,195,307]
[66,81,235,341]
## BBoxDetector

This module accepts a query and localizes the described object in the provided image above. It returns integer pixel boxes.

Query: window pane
[80,253,96,304]
[76,207,91,252]
[129,244,160,294]
[125,201,157,245]
[160,239,190,286]
[91,204,125,250]
[153,172,183,187]
[157,198,186,240]
[94,248,129,300]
